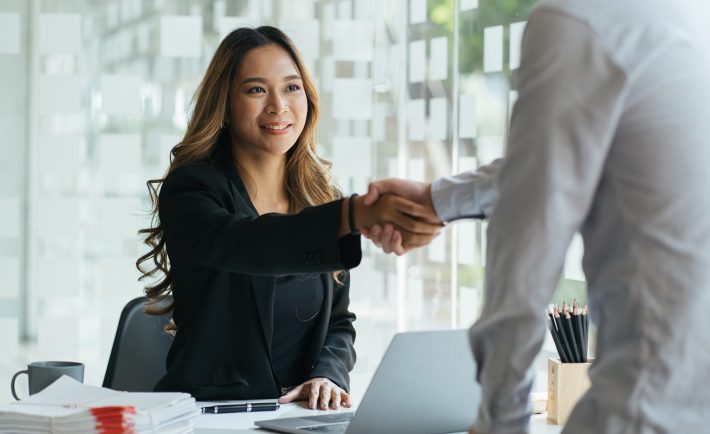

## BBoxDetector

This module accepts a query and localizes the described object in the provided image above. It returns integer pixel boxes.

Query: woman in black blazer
[136,26,440,409]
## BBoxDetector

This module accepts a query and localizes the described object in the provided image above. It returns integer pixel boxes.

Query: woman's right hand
[353,194,442,250]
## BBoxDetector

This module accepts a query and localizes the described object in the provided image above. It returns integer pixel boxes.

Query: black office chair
[103,296,174,391]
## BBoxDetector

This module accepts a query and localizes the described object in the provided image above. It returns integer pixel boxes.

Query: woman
[136,26,440,410]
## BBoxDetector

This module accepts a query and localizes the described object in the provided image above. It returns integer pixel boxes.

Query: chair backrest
[102,296,174,391]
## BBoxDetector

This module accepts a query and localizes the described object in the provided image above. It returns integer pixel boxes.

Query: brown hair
[136,26,343,322]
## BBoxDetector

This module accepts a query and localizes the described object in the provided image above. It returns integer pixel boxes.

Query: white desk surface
[194,400,563,434]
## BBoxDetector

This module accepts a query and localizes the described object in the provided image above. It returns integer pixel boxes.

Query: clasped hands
[349,179,442,255]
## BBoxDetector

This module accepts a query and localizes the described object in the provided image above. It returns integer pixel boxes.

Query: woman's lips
[260,123,292,135]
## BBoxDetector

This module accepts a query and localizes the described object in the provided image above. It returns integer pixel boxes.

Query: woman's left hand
[277,377,352,410]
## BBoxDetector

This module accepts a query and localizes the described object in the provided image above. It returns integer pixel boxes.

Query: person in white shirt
[363,0,710,433]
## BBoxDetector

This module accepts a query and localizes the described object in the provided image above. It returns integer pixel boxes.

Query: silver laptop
[256,329,480,434]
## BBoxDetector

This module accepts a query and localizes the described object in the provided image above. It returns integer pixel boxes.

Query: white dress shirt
[431,1,710,433]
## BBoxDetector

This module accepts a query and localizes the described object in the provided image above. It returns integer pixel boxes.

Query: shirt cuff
[431,176,484,223]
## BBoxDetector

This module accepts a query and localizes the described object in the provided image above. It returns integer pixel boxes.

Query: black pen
[201,402,280,414]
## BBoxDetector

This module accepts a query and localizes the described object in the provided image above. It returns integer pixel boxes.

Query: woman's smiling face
[227,44,308,157]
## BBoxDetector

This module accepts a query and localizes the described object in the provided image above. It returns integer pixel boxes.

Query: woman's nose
[266,93,289,114]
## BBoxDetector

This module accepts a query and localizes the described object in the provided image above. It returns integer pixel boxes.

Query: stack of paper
[0,376,199,433]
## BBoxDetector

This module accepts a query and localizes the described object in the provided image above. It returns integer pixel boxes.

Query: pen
[201,402,280,414]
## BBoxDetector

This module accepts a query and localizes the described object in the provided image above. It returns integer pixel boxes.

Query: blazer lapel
[250,275,276,358]
[214,139,275,357]
[213,136,259,216]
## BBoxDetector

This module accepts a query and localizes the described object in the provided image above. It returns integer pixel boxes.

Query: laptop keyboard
[299,423,349,433]
[303,413,354,423]
[297,413,354,433]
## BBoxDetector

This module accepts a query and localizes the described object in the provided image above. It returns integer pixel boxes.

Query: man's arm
[431,158,503,222]
[469,8,627,434]
[361,159,501,254]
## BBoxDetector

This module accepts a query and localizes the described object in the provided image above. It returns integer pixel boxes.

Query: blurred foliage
[430,0,538,74]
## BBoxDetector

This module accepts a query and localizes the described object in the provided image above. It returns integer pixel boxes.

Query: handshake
[343,179,443,256]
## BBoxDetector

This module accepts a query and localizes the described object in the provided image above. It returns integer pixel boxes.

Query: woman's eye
[286,84,301,92]
[247,86,266,94]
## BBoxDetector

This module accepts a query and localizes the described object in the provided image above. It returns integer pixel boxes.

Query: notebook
[0,375,199,433]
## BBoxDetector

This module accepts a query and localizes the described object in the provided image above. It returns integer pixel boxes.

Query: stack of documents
[0,376,199,433]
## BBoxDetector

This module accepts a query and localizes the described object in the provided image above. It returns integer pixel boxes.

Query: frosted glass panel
[483,25,503,73]
[406,277,424,321]
[38,14,81,54]
[332,137,373,178]
[35,197,80,240]
[457,222,476,265]
[427,231,446,263]
[96,257,142,298]
[477,136,504,165]
[458,286,480,327]
[158,134,182,169]
[408,158,425,183]
[100,75,142,116]
[407,99,425,141]
[0,319,19,358]
[461,0,479,11]
[98,134,142,175]
[37,318,80,360]
[408,40,426,83]
[429,37,448,81]
[0,197,20,238]
[37,135,83,175]
[332,79,373,120]
[333,21,373,62]
[36,257,80,298]
[37,75,82,114]
[0,258,20,298]
[159,16,202,58]
[459,94,477,139]
[218,17,257,39]
[564,234,585,281]
[428,97,447,141]
[281,20,320,61]
[509,21,527,70]
[0,13,20,54]
[99,198,142,239]
[322,3,335,39]
[409,0,427,24]
[332,137,372,193]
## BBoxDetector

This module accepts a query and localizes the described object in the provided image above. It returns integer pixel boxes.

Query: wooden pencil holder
[547,358,592,425]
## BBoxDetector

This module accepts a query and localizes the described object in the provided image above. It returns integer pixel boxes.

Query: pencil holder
[547,358,592,425]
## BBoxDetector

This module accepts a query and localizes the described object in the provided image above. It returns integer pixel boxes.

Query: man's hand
[361,179,442,255]
[363,179,440,224]
[278,377,352,410]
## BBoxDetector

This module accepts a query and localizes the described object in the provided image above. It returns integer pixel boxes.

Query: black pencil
[552,306,574,363]
[573,303,586,362]
[582,305,589,360]
[562,303,581,362]
[547,310,567,363]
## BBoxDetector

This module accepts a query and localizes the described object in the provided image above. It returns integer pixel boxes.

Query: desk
[194,400,563,434]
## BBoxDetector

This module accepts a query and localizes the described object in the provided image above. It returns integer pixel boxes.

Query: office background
[0,0,588,399]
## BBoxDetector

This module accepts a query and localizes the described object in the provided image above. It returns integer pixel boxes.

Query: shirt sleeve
[468,9,628,434]
[431,158,503,222]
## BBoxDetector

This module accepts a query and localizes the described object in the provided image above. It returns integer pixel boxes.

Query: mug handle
[11,370,28,401]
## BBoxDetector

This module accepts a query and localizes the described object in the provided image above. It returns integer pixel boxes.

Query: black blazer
[154,142,362,400]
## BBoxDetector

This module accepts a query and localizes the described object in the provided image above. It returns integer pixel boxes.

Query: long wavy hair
[137,26,343,319]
